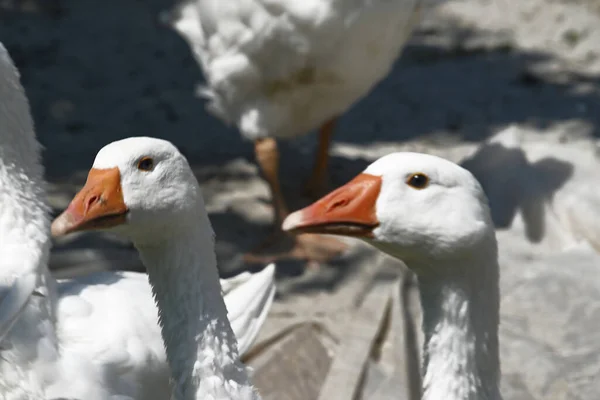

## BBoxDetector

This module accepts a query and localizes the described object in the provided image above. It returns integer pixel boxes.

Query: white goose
[166,0,426,264]
[51,137,264,399]
[282,152,502,400]
[0,41,117,400]
[0,42,273,399]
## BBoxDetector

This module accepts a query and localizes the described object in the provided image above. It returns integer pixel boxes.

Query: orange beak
[51,167,128,237]
[282,173,382,238]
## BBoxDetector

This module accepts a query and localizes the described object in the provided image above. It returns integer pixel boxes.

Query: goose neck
[414,243,501,400]
[136,222,258,400]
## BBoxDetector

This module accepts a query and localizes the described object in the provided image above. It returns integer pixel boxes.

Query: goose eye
[137,157,154,172]
[406,173,429,189]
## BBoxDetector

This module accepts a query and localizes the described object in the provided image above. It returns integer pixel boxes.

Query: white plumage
[0,41,273,400]
[173,0,423,140]
[55,265,274,400]
[283,153,502,400]
[52,137,267,399]
[167,0,429,264]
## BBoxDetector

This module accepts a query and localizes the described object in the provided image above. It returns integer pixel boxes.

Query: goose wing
[221,263,276,355]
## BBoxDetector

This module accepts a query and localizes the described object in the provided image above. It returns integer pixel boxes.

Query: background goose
[283,152,502,400]
[51,137,266,399]
[0,42,273,400]
[165,0,428,265]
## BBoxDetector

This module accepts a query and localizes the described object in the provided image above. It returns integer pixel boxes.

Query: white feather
[61,137,266,399]
[171,0,425,140]
[0,271,38,344]
[0,42,273,400]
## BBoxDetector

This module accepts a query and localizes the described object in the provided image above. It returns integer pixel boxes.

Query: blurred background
[2,0,600,399]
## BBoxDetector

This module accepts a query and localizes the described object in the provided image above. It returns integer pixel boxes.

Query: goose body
[0,40,106,400]
[52,137,265,399]
[283,152,502,400]
[167,0,427,264]
[172,0,423,140]
[54,264,274,399]
[0,42,273,399]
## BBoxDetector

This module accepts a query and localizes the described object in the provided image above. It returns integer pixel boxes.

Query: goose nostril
[328,197,349,211]
[85,195,100,213]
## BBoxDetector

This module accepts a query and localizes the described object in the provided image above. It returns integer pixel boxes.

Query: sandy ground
[2,0,600,398]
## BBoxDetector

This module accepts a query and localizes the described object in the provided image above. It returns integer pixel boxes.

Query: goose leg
[244,137,347,266]
[303,117,337,199]
[254,137,289,225]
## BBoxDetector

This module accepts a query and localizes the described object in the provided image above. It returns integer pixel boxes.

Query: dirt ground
[2,0,600,398]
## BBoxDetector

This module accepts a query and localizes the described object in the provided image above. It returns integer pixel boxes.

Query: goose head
[51,137,204,244]
[283,152,495,266]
